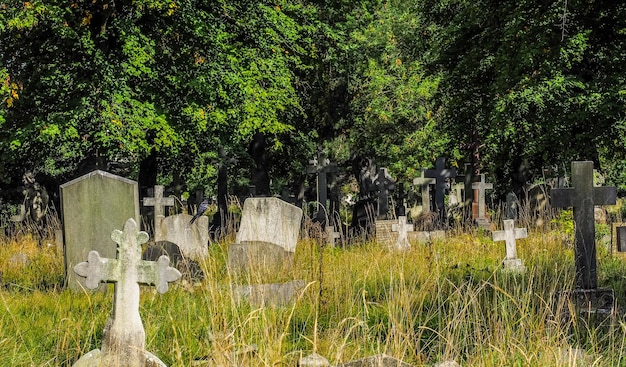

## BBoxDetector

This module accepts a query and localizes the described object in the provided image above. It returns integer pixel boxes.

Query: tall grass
[2,217,626,366]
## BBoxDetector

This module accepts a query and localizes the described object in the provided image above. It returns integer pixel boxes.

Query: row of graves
[25,153,621,365]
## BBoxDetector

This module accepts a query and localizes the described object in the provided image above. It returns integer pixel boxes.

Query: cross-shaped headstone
[306,150,338,223]
[373,167,396,217]
[424,157,457,221]
[472,174,493,222]
[392,216,414,250]
[492,219,527,271]
[143,185,175,241]
[413,169,436,213]
[73,218,181,367]
[551,161,616,289]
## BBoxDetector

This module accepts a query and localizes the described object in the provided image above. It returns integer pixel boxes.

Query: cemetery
[4,2,626,366]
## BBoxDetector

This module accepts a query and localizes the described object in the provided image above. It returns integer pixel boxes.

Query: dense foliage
[1,0,626,199]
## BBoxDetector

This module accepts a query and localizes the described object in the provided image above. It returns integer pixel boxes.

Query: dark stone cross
[424,157,457,221]
[551,161,616,289]
[373,167,396,217]
[306,150,338,223]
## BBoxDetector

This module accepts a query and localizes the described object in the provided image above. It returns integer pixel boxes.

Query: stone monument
[72,218,181,367]
[492,219,527,272]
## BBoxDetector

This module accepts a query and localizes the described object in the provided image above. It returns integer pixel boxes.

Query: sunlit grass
[2,219,626,366]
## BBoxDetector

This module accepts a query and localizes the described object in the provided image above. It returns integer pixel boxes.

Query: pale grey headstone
[160,213,209,259]
[391,216,414,250]
[236,197,302,252]
[337,354,414,367]
[299,353,330,367]
[492,219,528,272]
[60,170,140,291]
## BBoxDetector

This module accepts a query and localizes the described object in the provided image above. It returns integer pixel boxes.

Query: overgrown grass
[2,220,626,366]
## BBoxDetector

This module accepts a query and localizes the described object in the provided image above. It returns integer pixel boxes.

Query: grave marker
[612,223,626,255]
[306,150,338,223]
[373,167,396,217]
[391,216,414,250]
[413,169,435,213]
[492,219,527,271]
[424,157,457,221]
[472,174,493,227]
[60,170,140,291]
[552,161,616,289]
[72,218,180,367]
[143,185,175,241]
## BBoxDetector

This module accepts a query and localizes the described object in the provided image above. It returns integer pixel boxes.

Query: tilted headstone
[306,149,338,223]
[60,170,140,291]
[391,216,414,250]
[143,185,175,242]
[72,218,181,367]
[424,157,457,222]
[551,161,616,289]
[492,219,527,271]
[472,174,493,227]
[160,214,209,259]
[413,169,435,213]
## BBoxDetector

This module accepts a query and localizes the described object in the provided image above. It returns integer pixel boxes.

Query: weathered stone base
[556,287,616,319]
[73,349,167,367]
[502,258,526,272]
[232,279,306,307]
[228,241,294,281]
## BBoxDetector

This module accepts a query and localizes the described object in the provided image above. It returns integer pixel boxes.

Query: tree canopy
[1,0,626,201]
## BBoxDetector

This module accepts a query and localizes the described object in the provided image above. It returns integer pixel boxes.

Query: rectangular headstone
[229,197,303,277]
[612,223,626,254]
[60,170,140,291]
[160,213,209,259]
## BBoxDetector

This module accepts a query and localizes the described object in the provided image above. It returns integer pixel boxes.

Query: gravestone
[409,230,446,244]
[143,241,204,281]
[413,169,435,213]
[229,197,304,306]
[505,191,519,220]
[391,216,414,250]
[373,168,396,217]
[551,161,616,290]
[143,185,175,242]
[611,223,626,255]
[72,218,181,367]
[299,353,330,367]
[326,225,341,248]
[424,157,457,222]
[306,149,338,223]
[60,170,140,291]
[472,174,493,228]
[159,214,209,259]
[492,220,527,272]
[12,171,50,223]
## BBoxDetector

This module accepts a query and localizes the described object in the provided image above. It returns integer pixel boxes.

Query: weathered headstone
[492,219,527,272]
[424,157,457,222]
[472,174,493,228]
[60,170,140,291]
[306,149,338,223]
[413,169,435,213]
[143,185,175,242]
[143,241,204,281]
[229,197,304,306]
[391,216,414,250]
[160,214,209,259]
[299,353,330,367]
[551,161,616,289]
[326,225,341,248]
[72,218,181,367]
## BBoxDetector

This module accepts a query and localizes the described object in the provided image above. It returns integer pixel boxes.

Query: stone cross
[73,218,181,367]
[143,185,175,241]
[551,161,616,289]
[413,169,436,213]
[492,219,527,271]
[424,157,457,220]
[392,216,414,250]
[472,174,493,223]
[306,149,337,223]
[374,167,396,217]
